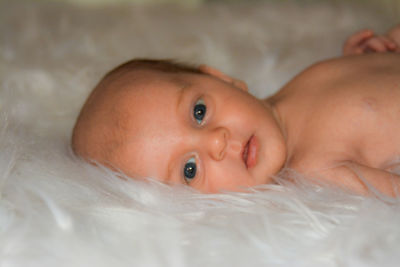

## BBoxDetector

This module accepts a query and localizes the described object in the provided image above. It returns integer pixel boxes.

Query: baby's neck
[263,94,299,166]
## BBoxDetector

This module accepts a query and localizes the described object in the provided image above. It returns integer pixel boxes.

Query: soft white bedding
[1,1,400,266]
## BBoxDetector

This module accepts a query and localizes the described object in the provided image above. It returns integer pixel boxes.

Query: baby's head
[72,59,287,193]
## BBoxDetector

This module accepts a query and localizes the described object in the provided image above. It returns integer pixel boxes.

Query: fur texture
[1,1,400,266]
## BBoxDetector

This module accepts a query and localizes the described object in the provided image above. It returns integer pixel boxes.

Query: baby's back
[270,53,400,194]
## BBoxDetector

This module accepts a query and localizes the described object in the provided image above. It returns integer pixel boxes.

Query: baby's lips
[242,135,258,169]
[246,135,258,169]
[242,138,250,168]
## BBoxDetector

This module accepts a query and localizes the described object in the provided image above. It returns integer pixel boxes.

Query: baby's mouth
[242,135,258,169]
[242,138,250,167]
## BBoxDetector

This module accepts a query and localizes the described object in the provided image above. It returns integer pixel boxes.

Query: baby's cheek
[204,160,252,192]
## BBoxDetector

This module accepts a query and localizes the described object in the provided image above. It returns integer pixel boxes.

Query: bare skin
[73,25,400,196]
[270,53,400,197]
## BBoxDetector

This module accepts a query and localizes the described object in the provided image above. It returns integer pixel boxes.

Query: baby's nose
[207,127,229,161]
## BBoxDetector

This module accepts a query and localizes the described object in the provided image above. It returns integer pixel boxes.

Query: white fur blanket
[1,1,400,266]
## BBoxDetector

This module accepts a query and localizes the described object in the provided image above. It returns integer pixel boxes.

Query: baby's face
[110,69,287,193]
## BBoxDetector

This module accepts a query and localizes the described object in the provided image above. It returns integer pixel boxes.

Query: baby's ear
[198,64,248,92]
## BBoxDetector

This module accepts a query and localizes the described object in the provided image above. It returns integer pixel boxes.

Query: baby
[72,25,400,197]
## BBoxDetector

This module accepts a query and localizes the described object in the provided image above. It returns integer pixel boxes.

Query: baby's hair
[104,59,204,80]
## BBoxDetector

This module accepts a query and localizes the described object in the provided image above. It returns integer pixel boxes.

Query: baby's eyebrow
[175,78,192,112]
[166,145,186,185]
[176,85,189,111]
[166,156,175,184]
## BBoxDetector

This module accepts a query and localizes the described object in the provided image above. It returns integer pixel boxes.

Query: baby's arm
[343,25,400,56]
[319,161,400,198]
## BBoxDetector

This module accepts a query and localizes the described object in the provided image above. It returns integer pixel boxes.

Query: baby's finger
[378,36,397,51]
[364,37,388,52]
[343,29,374,55]
[345,29,374,47]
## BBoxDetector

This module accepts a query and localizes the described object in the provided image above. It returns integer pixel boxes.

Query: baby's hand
[343,29,398,56]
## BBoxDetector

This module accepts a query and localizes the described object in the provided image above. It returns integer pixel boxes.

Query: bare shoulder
[297,53,400,83]
[273,53,400,109]
[269,53,400,105]
[279,53,400,171]
[312,53,400,69]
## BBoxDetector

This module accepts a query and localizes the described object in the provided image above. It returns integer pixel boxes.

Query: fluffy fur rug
[1,0,400,266]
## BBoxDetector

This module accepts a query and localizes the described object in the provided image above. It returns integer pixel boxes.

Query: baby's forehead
[122,69,193,89]
[116,70,191,119]
[113,70,195,111]
[109,67,211,126]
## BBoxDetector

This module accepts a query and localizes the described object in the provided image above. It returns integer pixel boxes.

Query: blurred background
[19,0,400,14]
[1,1,400,266]
[18,0,400,7]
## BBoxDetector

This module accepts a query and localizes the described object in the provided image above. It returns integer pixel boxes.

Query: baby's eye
[193,99,206,124]
[183,157,197,183]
